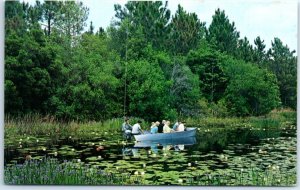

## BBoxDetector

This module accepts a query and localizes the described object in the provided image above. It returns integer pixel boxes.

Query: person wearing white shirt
[132,120,143,135]
[177,122,185,132]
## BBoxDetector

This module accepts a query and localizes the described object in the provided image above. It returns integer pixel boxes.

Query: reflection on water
[122,137,197,156]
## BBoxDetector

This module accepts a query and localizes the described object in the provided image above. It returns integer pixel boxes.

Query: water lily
[25,155,32,160]
[19,138,22,141]
[77,159,81,162]
[188,163,191,167]
[42,148,46,151]
[19,145,22,148]
[178,179,183,183]
[69,136,72,139]
[71,148,75,151]
[143,164,146,168]
[241,168,244,172]
[148,150,151,154]
[54,152,58,156]
[91,143,95,146]
[140,171,145,175]
[36,139,39,143]
[27,137,30,140]
[134,171,138,175]
[19,141,22,144]
[98,156,102,159]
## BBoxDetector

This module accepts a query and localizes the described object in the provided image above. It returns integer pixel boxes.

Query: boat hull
[134,137,197,148]
[134,127,196,141]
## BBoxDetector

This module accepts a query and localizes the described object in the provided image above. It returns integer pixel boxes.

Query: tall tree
[186,43,228,103]
[168,5,206,55]
[267,38,297,109]
[114,1,170,50]
[207,8,240,56]
[53,1,89,38]
[39,0,63,36]
[169,57,200,117]
[253,36,267,67]
[236,37,255,62]
[5,1,28,35]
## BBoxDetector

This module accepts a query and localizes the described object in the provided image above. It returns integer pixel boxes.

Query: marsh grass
[186,109,295,130]
[4,158,296,186]
[4,158,143,185]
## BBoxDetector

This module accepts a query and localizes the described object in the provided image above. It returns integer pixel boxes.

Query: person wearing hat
[132,120,144,135]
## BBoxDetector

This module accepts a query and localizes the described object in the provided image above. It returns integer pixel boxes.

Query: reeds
[4,158,143,185]
[5,158,296,186]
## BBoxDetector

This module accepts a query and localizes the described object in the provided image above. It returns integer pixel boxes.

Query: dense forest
[5,1,297,121]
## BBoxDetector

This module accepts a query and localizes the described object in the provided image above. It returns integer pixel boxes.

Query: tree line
[5,1,297,121]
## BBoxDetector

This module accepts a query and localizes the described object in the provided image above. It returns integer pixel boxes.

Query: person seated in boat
[176,121,185,132]
[172,121,179,130]
[158,120,166,133]
[163,121,174,133]
[122,118,132,133]
[150,121,159,134]
[122,118,132,140]
[132,120,144,135]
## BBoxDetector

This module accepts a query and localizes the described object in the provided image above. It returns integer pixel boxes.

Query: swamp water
[4,126,296,185]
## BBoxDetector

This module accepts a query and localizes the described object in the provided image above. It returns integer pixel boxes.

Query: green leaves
[223,59,280,116]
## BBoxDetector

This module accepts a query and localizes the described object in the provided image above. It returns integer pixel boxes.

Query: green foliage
[5,28,54,113]
[126,60,169,121]
[48,34,122,120]
[186,43,228,103]
[223,58,280,116]
[4,1,296,121]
